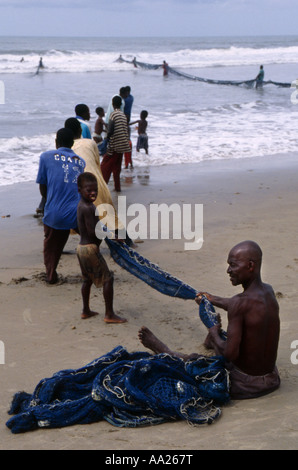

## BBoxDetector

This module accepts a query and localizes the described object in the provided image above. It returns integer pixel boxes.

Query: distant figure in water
[162,60,169,76]
[35,57,44,75]
[256,65,264,88]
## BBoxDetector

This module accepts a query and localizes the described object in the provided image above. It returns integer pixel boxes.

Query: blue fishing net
[105,238,197,300]
[106,239,227,337]
[6,347,230,434]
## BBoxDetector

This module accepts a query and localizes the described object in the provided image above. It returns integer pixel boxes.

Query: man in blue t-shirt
[124,86,134,123]
[36,128,85,283]
[75,103,92,139]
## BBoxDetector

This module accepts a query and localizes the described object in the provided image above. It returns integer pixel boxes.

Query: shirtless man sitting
[139,241,280,400]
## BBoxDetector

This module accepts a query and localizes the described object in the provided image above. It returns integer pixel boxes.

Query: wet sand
[1,154,298,450]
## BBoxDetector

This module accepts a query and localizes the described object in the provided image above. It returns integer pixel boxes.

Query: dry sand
[1,154,298,450]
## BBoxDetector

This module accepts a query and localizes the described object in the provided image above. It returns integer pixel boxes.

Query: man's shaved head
[227,241,263,286]
[230,241,262,262]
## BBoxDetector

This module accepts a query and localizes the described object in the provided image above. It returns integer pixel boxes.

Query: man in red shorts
[100,95,130,192]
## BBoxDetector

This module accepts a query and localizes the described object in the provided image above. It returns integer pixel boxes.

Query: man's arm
[209,296,244,362]
[196,292,231,311]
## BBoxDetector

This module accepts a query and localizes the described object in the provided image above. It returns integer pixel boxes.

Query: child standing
[93,107,107,144]
[93,107,108,156]
[76,172,127,323]
[130,110,149,155]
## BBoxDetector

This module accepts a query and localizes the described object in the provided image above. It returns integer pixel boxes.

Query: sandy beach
[1,153,298,451]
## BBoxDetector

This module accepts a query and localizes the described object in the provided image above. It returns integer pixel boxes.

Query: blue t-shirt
[124,94,134,120]
[76,116,92,139]
[36,147,85,230]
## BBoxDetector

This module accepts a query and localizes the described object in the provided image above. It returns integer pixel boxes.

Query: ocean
[0,35,298,187]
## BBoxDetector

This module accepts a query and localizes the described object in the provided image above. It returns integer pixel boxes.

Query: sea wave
[1,102,298,187]
[1,44,298,74]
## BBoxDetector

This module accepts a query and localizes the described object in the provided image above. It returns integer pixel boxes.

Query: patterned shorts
[76,244,112,287]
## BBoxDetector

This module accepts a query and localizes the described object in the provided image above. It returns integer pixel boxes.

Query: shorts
[76,244,112,287]
[137,134,148,151]
[227,363,280,400]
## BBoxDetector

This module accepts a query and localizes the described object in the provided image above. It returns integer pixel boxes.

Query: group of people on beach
[36,84,150,322]
[35,72,280,405]
[77,87,148,190]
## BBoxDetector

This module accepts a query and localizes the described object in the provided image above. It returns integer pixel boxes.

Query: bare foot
[81,310,99,320]
[138,326,170,355]
[138,327,198,361]
[104,313,127,324]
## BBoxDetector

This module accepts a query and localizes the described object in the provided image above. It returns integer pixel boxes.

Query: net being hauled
[6,240,230,434]
[116,55,291,88]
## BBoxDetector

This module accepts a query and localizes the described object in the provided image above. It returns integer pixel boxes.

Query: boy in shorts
[130,110,149,154]
[77,172,127,323]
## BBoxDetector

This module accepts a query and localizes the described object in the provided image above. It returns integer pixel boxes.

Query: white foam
[0,134,54,186]
[1,44,298,74]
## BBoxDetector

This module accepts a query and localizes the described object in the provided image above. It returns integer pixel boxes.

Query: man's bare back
[223,283,279,375]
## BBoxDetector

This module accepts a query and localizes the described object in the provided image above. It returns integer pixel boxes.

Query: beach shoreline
[1,153,298,450]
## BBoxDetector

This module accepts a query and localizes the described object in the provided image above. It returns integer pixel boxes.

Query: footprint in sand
[23,308,33,325]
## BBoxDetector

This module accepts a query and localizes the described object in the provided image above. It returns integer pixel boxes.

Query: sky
[0,0,298,37]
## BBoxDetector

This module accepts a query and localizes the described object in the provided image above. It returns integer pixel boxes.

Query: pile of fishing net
[6,346,230,434]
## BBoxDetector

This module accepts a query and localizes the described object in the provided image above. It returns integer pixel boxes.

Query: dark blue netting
[106,239,227,337]
[166,66,291,88]
[105,238,197,300]
[116,55,291,88]
[6,346,230,433]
